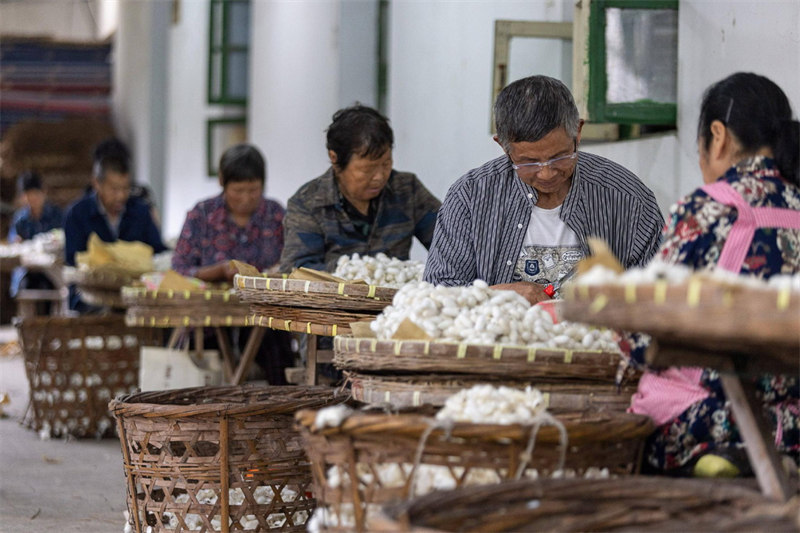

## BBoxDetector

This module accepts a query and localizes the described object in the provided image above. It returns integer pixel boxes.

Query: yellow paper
[157,270,204,292]
[575,238,624,276]
[391,318,432,340]
[349,321,376,338]
[77,233,154,273]
[230,260,262,277]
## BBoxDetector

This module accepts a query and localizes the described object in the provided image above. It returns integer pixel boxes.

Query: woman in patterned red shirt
[172,144,294,384]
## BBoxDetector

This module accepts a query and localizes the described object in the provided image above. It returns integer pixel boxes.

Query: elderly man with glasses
[424,75,664,304]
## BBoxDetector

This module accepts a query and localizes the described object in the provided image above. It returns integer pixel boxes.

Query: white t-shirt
[512,205,584,286]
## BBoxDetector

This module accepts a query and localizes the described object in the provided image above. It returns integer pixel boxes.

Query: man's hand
[490,281,551,305]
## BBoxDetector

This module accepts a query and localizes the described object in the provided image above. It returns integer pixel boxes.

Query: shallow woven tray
[562,280,800,357]
[344,371,637,412]
[375,477,799,532]
[124,288,250,327]
[16,315,160,438]
[246,305,379,336]
[334,336,621,382]
[297,408,652,532]
[110,385,346,533]
[122,286,241,306]
[235,274,396,312]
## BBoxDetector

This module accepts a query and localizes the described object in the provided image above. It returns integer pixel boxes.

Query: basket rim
[109,385,344,418]
[121,285,239,303]
[295,408,653,443]
[334,334,616,357]
[235,274,397,301]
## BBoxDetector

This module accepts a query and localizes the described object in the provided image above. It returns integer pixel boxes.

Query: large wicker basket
[344,371,636,412]
[15,314,159,438]
[334,336,621,382]
[374,477,800,532]
[109,386,346,532]
[296,407,652,532]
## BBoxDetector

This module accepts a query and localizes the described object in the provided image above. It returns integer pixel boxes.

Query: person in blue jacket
[64,138,167,309]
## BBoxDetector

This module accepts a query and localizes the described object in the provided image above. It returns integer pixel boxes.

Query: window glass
[605,8,678,104]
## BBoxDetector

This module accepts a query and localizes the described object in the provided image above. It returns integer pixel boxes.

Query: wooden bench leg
[232,327,266,385]
[306,334,318,386]
[719,372,794,501]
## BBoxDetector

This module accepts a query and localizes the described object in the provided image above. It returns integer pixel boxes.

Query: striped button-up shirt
[423,152,664,286]
[280,168,441,273]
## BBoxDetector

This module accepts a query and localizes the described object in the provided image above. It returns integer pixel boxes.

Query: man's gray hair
[494,75,580,151]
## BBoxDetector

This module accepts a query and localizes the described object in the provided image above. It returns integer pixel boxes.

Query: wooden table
[123,287,264,385]
[562,279,799,501]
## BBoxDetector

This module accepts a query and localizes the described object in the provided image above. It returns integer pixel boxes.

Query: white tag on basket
[139,346,223,391]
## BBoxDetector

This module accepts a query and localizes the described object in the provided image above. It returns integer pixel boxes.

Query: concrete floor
[0,325,129,533]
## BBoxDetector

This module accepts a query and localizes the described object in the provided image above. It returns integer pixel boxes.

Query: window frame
[587,0,679,125]
[207,0,250,105]
[206,117,247,177]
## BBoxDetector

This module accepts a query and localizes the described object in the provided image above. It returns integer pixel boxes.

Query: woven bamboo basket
[15,315,160,438]
[235,274,396,312]
[245,305,378,336]
[296,407,653,532]
[374,477,800,532]
[562,279,800,363]
[109,385,347,533]
[334,336,621,382]
[78,286,126,308]
[66,267,140,290]
[344,371,637,412]
[123,287,250,328]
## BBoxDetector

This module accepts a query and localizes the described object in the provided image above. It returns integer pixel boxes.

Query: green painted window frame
[207,117,247,176]
[208,0,250,105]
[588,0,678,125]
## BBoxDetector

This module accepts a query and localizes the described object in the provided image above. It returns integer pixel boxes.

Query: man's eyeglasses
[509,144,578,175]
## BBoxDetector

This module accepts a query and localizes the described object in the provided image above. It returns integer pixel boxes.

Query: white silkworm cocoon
[436,385,547,425]
[370,280,621,353]
[333,252,424,288]
[314,404,353,429]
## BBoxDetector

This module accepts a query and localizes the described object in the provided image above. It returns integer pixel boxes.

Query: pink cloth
[700,181,800,272]
[629,367,709,425]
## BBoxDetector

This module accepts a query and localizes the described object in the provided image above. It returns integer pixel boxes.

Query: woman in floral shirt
[629,73,800,475]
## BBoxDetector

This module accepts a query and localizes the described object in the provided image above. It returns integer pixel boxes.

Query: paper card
[349,321,376,338]
[576,238,625,275]
[230,259,262,277]
[391,318,432,340]
[157,269,205,291]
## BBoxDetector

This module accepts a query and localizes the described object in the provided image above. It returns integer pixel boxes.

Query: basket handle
[406,419,454,499]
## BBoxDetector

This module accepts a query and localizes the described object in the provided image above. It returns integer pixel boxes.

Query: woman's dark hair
[326,104,394,170]
[698,72,799,186]
[92,137,131,181]
[219,143,266,186]
[18,170,43,193]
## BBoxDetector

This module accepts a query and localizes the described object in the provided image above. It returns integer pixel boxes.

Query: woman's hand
[490,281,551,305]
[195,260,237,283]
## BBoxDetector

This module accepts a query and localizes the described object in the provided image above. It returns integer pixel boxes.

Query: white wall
[388,1,573,203]
[162,1,218,241]
[114,0,169,225]
[0,0,100,41]
[674,0,800,201]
